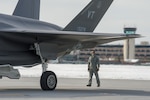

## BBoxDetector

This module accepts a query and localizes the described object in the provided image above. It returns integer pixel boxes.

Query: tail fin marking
[63,0,113,32]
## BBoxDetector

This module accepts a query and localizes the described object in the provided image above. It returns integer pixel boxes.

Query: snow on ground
[16,64,150,80]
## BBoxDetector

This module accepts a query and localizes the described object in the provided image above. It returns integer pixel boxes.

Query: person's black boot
[86,84,91,87]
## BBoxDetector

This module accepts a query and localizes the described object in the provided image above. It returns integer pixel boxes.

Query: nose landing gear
[34,43,57,90]
[40,71,57,90]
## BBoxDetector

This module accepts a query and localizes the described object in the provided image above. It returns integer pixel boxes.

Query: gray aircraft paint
[13,0,40,19]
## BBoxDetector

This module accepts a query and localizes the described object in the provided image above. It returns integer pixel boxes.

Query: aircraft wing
[1,29,141,45]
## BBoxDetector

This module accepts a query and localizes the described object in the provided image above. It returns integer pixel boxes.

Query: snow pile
[16,64,150,80]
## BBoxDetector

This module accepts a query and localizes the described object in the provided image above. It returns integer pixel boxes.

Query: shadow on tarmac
[0,88,150,98]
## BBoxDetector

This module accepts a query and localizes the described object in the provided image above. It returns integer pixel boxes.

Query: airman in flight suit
[87,50,100,87]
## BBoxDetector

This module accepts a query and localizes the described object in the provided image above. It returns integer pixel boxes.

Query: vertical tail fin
[63,0,113,32]
[13,0,40,20]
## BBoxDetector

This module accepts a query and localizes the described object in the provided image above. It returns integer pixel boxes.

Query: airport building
[123,27,137,61]
[78,44,150,64]
[60,43,150,64]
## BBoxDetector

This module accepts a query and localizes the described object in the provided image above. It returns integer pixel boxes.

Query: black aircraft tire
[40,71,57,90]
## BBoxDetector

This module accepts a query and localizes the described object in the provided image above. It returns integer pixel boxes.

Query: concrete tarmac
[0,77,150,100]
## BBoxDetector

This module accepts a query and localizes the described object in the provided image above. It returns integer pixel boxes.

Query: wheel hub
[47,75,56,88]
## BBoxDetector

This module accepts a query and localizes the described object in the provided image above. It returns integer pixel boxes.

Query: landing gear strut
[34,43,57,90]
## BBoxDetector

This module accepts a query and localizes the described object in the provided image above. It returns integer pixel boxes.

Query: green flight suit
[87,54,100,86]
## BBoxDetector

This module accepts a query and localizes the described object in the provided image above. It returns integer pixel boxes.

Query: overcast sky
[0,0,149,44]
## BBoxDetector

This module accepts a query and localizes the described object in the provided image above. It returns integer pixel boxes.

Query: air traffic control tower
[123,27,137,61]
